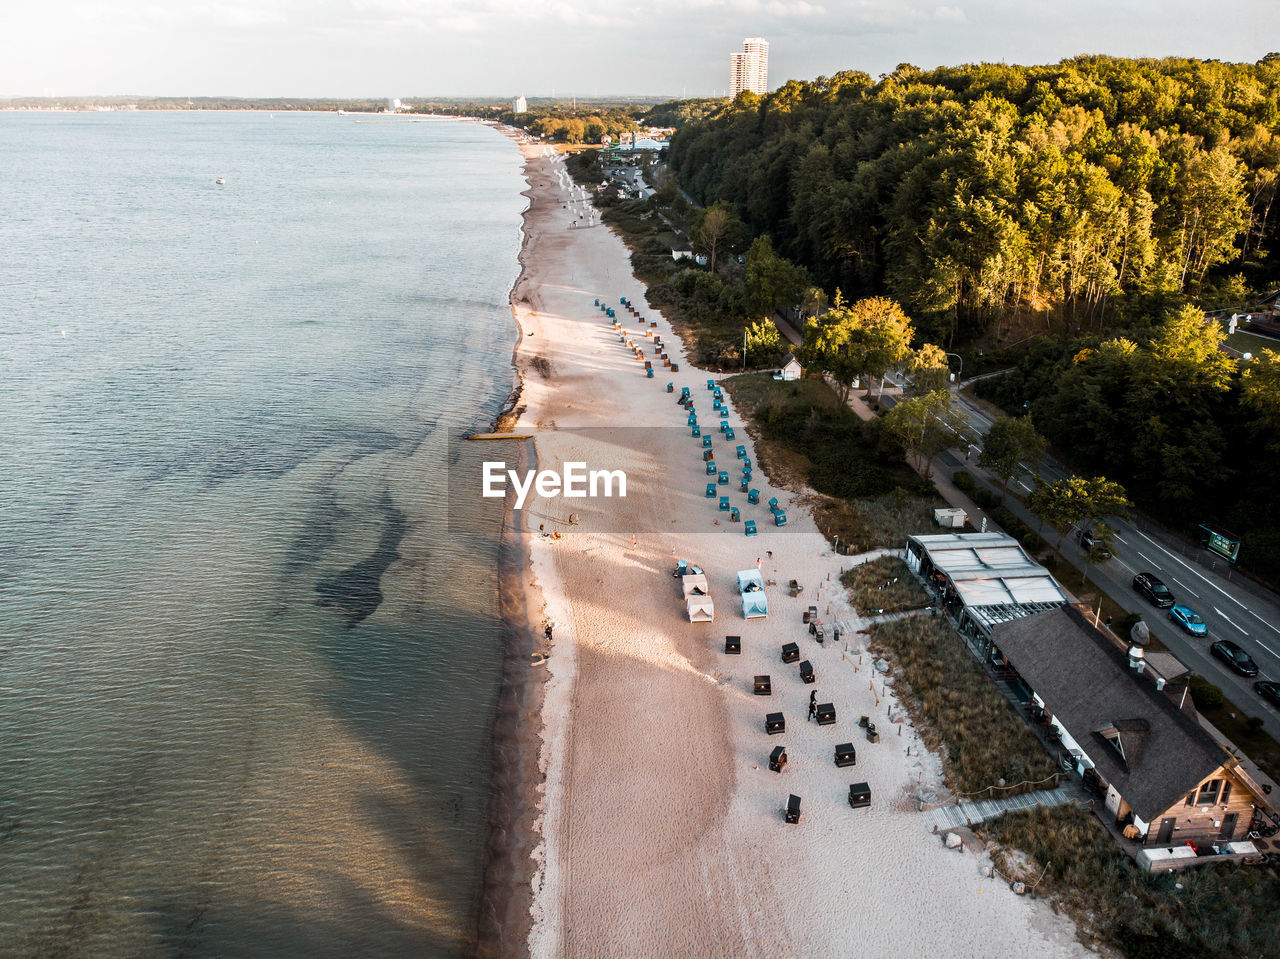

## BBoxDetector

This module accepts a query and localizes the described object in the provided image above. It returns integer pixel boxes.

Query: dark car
[1256,681,1280,709]
[1132,572,1175,609]
[1079,527,1111,559]
[1212,640,1259,677]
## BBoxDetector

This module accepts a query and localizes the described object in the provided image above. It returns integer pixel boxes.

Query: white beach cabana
[687,596,715,622]
[737,569,768,619]
[681,573,710,600]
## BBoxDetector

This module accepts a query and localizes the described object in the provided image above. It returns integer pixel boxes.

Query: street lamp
[945,352,963,383]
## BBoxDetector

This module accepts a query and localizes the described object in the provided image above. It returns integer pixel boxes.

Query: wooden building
[993,607,1269,856]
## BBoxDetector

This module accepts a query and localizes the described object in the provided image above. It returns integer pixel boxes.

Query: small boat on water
[215,176,226,185]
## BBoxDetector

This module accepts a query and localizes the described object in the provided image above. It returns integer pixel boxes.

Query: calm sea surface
[0,112,525,957]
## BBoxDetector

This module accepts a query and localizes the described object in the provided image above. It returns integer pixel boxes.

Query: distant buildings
[729,37,769,97]
[512,95,528,114]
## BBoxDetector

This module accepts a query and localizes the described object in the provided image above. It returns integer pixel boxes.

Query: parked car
[1255,681,1280,709]
[1132,572,1175,608]
[1079,527,1111,559]
[1168,604,1208,637]
[1212,640,1259,677]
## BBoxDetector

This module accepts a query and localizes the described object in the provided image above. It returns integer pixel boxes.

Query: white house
[780,355,802,381]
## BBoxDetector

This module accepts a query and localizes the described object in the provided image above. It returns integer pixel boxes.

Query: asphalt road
[930,387,1280,740]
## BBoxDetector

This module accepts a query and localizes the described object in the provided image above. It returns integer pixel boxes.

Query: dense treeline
[976,312,1280,582]
[669,56,1280,343]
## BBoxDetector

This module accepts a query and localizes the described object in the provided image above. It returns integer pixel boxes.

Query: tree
[905,343,952,397]
[881,390,969,480]
[1026,475,1130,549]
[743,319,784,366]
[978,415,1048,503]
[743,235,811,318]
[800,295,914,402]
[1241,348,1280,451]
[694,203,744,273]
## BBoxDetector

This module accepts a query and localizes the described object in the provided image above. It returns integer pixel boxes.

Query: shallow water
[0,112,524,957]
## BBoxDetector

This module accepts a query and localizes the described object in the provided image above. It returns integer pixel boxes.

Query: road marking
[1171,577,1199,598]
[1131,527,1248,611]
[1214,607,1249,636]
[1248,610,1280,637]
[1259,641,1280,659]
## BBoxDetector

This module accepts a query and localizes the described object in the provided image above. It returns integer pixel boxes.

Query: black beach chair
[799,660,815,684]
[781,642,799,663]
[848,782,871,809]
[769,745,787,773]
[766,712,785,735]
[835,743,857,767]
[785,794,801,824]
[816,702,836,726]
[725,635,741,654]
[754,675,772,696]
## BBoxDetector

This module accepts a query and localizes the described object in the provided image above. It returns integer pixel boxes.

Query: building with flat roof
[512,95,527,114]
[730,37,769,97]
[905,532,1068,652]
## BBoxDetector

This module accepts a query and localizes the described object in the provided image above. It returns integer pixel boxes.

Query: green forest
[668,55,1280,341]
[666,55,1280,584]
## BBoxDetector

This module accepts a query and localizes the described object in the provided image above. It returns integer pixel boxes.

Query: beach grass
[868,615,1057,795]
[840,556,931,616]
[979,804,1280,959]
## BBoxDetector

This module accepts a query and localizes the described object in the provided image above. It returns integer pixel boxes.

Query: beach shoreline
[476,126,1089,958]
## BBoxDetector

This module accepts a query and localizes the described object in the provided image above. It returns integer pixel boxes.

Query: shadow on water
[150,877,456,959]
[313,492,407,627]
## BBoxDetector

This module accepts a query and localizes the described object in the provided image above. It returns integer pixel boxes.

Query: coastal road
[871,379,1280,738]
[923,384,1280,739]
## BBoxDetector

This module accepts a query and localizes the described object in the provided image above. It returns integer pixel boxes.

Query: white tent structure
[904,532,1068,655]
[737,569,768,619]
[681,573,710,600]
[687,596,715,622]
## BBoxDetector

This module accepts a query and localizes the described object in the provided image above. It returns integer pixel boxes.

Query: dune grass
[868,615,1056,795]
[840,556,931,616]
[979,804,1280,959]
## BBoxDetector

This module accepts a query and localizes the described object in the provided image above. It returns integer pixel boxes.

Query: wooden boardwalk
[924,786,1074,831]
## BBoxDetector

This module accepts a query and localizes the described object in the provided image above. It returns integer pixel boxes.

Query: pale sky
[0,0,1264,99]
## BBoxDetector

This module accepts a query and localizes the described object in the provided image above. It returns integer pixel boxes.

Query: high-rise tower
[729,37,769,97]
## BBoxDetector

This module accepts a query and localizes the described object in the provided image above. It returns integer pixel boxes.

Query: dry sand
[501,135,1089,959]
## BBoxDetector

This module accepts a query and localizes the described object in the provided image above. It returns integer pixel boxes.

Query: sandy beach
[495,134,1089,958]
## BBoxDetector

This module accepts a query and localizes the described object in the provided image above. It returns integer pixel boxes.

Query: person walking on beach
[808,691,817,722]
[545,624,553,642]
[631,535,637,551]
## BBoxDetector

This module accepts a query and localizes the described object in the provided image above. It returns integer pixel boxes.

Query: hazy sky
[0,0,1264,99]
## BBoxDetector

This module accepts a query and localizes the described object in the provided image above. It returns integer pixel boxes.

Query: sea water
[0,111,524,957]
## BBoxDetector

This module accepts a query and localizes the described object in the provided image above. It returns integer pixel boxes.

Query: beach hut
[753,675,771,696]
[816,703,836,725]
[785,794,801,824]
[779,356,803,381]
[738,569,768,619]
[766,712,785,735]
[686,596,714,622]
[681,572,709,599]
[737,568,765,593]
[781,642,799,663]
[769,745,787,773]
[835,743,857,768]
[724,635,741,654]
[848,782,871,809]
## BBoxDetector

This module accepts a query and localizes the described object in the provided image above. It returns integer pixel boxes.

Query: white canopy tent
[687,596,715,622]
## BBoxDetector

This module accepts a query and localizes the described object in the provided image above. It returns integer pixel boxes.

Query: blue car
[1169,605,1207,637]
